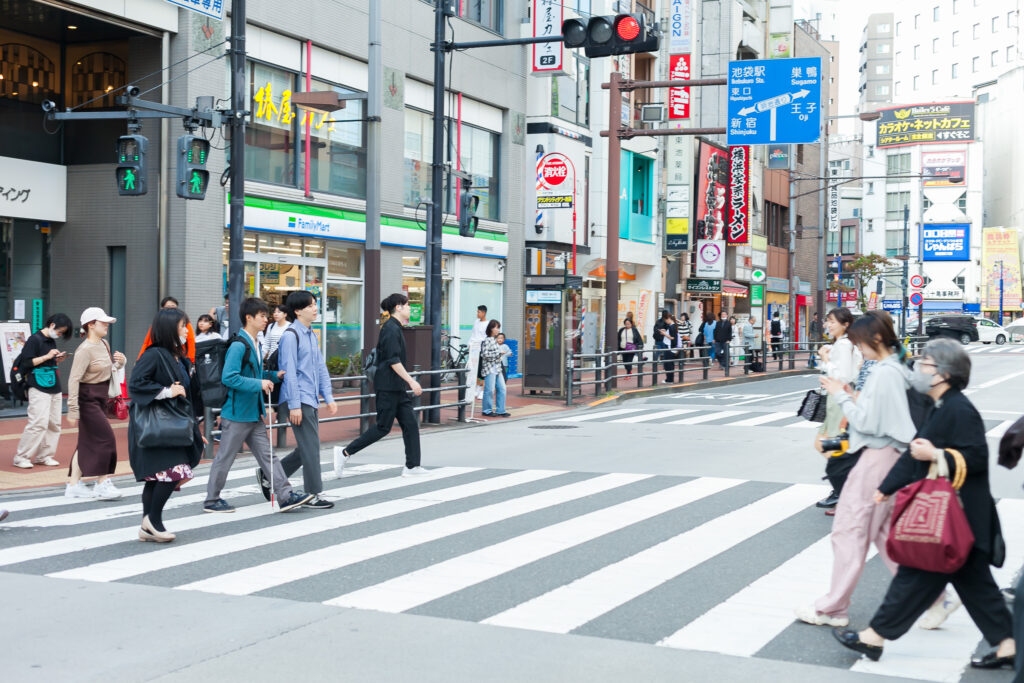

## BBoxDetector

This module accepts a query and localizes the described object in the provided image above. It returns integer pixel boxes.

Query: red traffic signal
[561,13,658,58]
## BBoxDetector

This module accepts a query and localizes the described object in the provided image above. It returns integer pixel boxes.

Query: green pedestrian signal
[115,135,147,196]
[177,134,210,200]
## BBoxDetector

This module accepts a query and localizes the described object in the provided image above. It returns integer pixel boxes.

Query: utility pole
[605,72,622,390]
[364,0,382,355]
[787,149,797,350]
[817,133,827,324]
[426,0,448,423]
[900,203,909,337]
[227,0,247,337]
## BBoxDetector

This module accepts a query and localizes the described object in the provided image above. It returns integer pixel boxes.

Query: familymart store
[225,197,509,362]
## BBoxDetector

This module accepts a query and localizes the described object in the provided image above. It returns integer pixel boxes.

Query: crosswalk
[554,406,1014,437]
[966,344,1024,354]
[1,462,1021,682]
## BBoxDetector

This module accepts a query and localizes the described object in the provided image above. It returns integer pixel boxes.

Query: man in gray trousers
[203,297,313,513]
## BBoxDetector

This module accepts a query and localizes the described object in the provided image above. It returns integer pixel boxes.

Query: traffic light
[115,135,147,196]
[459,189,480,238]
[561,14,658,58]
[176,134,210,200]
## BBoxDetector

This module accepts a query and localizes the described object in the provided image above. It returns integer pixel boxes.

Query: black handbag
[132,352,195,448]
[797,389,828,422]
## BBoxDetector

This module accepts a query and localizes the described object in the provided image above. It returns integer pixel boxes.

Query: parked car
[925,314,979,345]
[975,317,1010,344]
[1005,320,1024,343]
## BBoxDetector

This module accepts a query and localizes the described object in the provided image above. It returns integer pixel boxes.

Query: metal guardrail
[565,335,931,407]
[566,340,831,407]
[202,367,470,459]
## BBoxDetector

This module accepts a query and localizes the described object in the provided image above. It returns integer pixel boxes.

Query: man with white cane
[203,297,312,513]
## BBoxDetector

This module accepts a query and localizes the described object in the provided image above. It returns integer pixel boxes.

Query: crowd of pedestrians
[795,307,1017,671]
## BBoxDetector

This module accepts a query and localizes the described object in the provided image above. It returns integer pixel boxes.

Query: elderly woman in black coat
[128,308,205,543]
[833,338,1015,670]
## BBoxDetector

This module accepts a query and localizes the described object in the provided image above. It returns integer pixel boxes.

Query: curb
[584,367,820,408]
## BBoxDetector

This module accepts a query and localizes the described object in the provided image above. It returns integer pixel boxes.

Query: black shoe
[496,412,511,417]
[203,498,235,513]
[278,491,315,512]
[832,628,883,661]
[302,495,334,509]
[256,468,271,502]
[970,651,1014,669]
[816,490,840,508]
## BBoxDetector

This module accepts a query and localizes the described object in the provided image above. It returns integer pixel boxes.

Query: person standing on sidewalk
[469,304,489,396]
[64,308,126,500]
[338,293,430,477]
[713,311,733,370]
[770,311,783,360]
[273,290,338,509]
[480,320,510,417]
[12,313,73,470]
[810,312,823,342]
[653,310,677,383]
[205,298,312,514]
[617,318,642,375]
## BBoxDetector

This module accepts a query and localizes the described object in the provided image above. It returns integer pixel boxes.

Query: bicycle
[440,333,470,383]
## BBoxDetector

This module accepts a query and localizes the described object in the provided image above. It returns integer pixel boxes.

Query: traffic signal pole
[364,0,383,362]
[426,0,448,423]
[227,0,247,337]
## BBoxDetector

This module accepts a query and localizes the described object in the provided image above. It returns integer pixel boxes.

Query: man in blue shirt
[273,290,338,509]
[204,298,313,513]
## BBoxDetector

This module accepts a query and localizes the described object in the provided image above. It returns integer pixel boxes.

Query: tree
[844,253,893,309]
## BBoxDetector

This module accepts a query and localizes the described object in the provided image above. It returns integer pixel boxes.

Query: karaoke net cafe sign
[727,146,750,244]
[876,102,975,148]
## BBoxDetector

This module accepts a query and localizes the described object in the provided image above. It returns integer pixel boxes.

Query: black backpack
[8,349,30,401]
[195,336,252,409]
[264,328,298,373]
[364,347,379,386]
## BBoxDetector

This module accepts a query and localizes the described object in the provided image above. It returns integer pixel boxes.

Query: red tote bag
[886,451,974,574]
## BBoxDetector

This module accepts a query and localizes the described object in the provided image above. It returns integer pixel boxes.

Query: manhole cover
[529,425,579,430]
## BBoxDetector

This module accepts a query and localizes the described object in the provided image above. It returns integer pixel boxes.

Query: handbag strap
[946,448,967,490]
[153,348,186,398]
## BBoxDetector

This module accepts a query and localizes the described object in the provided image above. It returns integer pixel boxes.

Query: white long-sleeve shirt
[822,335,862,385]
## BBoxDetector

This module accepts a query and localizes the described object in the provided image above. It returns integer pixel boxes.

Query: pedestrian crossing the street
[554,406,1010,435]
[1,463,1021,682]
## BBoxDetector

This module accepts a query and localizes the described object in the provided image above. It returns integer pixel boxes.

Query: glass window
[304,265,324,288]
[402,275,425,326]
[896,21,902,35]
[327,243,362,278]
[303,239,326,259]
[457,124,500,221]
[992,50,998,66]
[1009,46,1015,62]
[259,263,302,306]
[553,56,590,127]
[931,69,938,84]
[973,23,980,38]
[952,0,959,13]
[876,84,889,96]
[877,23,890,32]
[462,0,502,33]
[841,225,856,254]
[826,230,839,253]
[325,281,362,362]
[914,14,920,29]
[247,62,296,186]
[952,63,959,78]
[459,280,502,337]
[952,30,959,46]
[875,64,890,74]
[973,56,980,72]
[402,252,423,270]
[886,153,911,175]
[886,191,909,220]
[877,43,890,54]
[933,6,939,21]
[404,108,434,210]
[258,234,304,256]
[932,38,939,53]
[301,79,366,198]
[885,229,903,257]
[913,44,920,59]
[992,16,999,31]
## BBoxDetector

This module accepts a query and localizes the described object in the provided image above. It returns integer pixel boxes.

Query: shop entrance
[0,218,49,323]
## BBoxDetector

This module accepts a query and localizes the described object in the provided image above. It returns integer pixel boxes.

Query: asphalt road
[2,348,1022,683]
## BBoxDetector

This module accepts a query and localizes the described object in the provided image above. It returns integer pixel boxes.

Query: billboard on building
[668,54,691,119]
[727,146,750,244]
[696,142,728,241]
[876,102,975,148]
[531,0,564,74]
[981,228,1023,311]
[696,239,726,278]
[921,150,967,186]
[766,144,789,169]
[922,223,970,261]
[668,0,693,53]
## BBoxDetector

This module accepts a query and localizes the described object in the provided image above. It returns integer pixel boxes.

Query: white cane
[265,387,274,508]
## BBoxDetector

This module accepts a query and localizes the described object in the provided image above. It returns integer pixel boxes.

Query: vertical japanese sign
[668,54,691,120]
[727,146,749,244]
[696,142,728,241]
[668,0,692,53]
[981,228,1023,311]
[828,180,840,232]
[532,0,563,73]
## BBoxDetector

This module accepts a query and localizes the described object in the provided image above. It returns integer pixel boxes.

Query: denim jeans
[483,371,506,415]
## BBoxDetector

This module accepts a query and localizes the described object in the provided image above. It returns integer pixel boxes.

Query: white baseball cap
[80,307,117,326]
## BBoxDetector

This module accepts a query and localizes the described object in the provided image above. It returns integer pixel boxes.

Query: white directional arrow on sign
[737,89,812,142]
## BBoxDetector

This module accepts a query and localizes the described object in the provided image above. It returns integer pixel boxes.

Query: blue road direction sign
[727,57,823,145]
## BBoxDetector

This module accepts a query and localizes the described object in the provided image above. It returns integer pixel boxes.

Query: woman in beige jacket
[65,308,126,500]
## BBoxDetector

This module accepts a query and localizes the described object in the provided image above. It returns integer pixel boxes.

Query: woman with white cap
[65,307,126,500]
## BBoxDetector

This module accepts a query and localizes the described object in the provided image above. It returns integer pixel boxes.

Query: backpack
[363,347,379,386]
[8,349,30,401]
[264,328,298,373]
[195,335,252,409]
[771,319,782,336]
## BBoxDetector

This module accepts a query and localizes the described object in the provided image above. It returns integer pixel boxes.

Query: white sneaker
[64,481,97,499]
[12,457,33,469]
[795,604,849,627]
[919,596,961,629]
[401,466,431,477]
[37,457,60,467]
[94,479,123,501]
[333,446,350,479]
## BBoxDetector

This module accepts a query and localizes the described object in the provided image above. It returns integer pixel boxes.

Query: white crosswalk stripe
[609,408,699,423]
[0,465,1016,682]
[554,408,646,422]
[986,419,1015,439]
[667,410,744,425]
[725,411,795,427]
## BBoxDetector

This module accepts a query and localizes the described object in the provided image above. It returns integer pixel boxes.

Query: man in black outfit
[652,310,677,382]
[770,311,783,360]
[713,310,732,369]
[340,293,430,477]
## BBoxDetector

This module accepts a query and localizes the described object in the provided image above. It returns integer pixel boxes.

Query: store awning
[583,259,637,281]
[721,280,748,297]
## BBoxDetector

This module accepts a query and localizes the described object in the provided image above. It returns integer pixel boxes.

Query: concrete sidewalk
[2,571,908,683]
